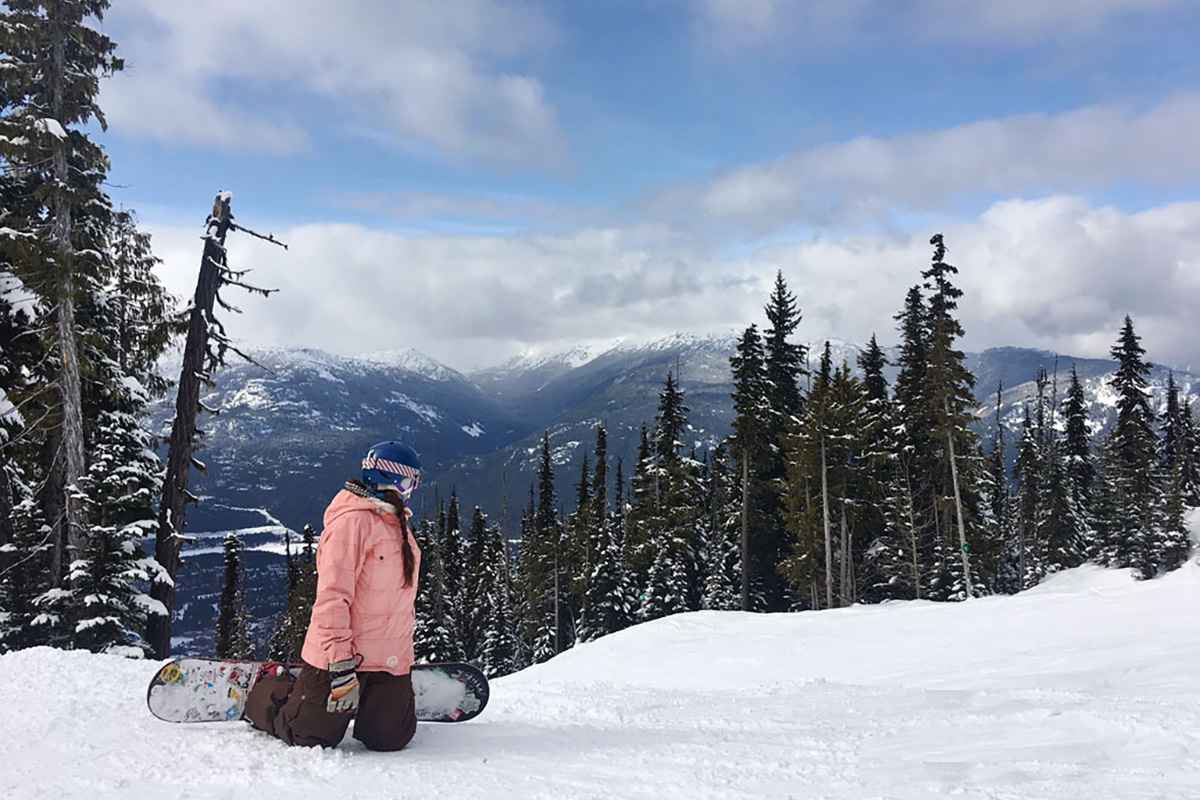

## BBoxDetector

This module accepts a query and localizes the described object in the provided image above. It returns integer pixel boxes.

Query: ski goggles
[396,474,419,497]
[374,475,419,498]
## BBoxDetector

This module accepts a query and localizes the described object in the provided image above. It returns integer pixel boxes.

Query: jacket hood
[323,488,395,528]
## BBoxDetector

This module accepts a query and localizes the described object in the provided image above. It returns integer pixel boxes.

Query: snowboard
[147,658,489,724]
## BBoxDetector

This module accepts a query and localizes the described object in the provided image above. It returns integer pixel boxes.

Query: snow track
[3,563,1198,798]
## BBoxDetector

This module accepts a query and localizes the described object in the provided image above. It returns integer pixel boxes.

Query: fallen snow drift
[2,562,1198,799]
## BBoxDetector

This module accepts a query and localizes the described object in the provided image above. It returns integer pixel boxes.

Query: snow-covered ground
[3,561,1199,799]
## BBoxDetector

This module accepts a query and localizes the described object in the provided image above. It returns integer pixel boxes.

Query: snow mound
[2,564,1198,798]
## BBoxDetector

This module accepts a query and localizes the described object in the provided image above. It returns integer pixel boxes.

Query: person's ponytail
[380,488,416,588]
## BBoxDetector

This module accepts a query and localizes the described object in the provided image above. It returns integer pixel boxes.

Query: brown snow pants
[244,664,417,751]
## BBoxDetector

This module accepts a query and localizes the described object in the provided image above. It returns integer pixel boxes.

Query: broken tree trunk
[147,195,232,658]
[147,192,282,658]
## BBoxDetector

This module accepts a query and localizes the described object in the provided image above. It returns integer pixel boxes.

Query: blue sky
[95,0,1200,370]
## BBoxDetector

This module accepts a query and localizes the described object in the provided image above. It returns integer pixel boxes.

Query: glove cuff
[329,658,357,677]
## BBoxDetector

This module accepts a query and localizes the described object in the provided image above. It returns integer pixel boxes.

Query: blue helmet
[362,441,421,497]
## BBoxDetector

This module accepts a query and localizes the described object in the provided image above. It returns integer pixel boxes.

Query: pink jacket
[301,489,422,675]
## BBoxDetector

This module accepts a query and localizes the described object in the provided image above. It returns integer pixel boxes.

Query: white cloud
[740,197,1200,371]
[100,0,565,166]
[146,219,764,370]
[648,94,1200,235]
[146,196,1200,373]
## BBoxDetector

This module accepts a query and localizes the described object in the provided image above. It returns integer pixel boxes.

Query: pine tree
[476,516,518,677]
[69,403,160,656]
[1096,317,1165,578]
[1062,366,1096,502]
[578,425,633,642]
[983,384,1019,595]
[1178,399,1200,506]
[781,346,867,608]
[921,235,984,600]
[0,261,45,649]
[1161,373,1184,473]
[625,423,657,591]
[876,286,933,601]
[728,324,771,610]
[781,343,833,609]
[758,274,807,610]
[413,513,458,663]
[0,0,125,595]
[1159,460,1193,571]
[462,505,492,661]
[266,529,300,662]
[440,490,466,658]
[516,433,564,663]
[69,212,177,654]
[562,452,590,641]
[214,533,253,659]
[702,444,742,611]
[856,335,896,604]
[1037,374,1088,580]
[637,372,704,622]
[1013,404,1043,588]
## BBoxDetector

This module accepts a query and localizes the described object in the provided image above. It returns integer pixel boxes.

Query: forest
[250,247,1199,679]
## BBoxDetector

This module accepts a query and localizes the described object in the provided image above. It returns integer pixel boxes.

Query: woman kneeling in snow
[245,441,423,750]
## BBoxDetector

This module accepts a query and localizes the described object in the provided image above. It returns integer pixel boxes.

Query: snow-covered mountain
[149,335,1199,652]
[5,552,1199,798]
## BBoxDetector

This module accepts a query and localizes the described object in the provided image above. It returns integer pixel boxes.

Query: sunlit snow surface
[3,559,1199,799]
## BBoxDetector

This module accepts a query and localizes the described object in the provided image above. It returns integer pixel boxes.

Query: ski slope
[3,561,1198,799]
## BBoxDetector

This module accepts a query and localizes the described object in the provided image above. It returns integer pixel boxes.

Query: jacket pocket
[363,539,405,592]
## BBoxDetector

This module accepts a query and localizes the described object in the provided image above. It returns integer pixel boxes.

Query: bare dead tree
[147,192,284,658]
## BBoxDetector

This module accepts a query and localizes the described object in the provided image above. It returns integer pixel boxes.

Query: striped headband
[362,457,420,480]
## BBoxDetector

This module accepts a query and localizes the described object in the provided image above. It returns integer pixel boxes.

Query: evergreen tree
[1161,373,1184,472]
[702,444,742,611]
[516,433,564,662]
[69,213,177,654]
[1062,366,1096,503]
[637,372,704,622]
[983,385,1019,595]
[266,529,300,662]
[1012,404,1043,588]
[462,505,492,661]
[0,263,47,650]
[413,512,458,663]
[291,525,317,652]
[69,402,160,656]
[876,286,933,601]
[728,324,771,610]
[1036,375,1088,579]
[578,425,633,642]
[0,0,125,593]
[1178,399,1200,506]
[853,335,894,603]
[758,274,807,610]
[214,533,253,659]
[781,346,867,609]
[625,423,657,590]
[562,452,590,641]
[1095,317,1166,578]
[781,343,833,609]
[1160,460,1193,571]
[476,515,518,677]
[440,490,466,658]
[921,235,984,600]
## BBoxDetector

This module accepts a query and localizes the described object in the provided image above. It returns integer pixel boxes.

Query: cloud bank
[147,196,1200,373]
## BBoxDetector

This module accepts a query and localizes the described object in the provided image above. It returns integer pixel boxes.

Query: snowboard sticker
[147,658,489,724]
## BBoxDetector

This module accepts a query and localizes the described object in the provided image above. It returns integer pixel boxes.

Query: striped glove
[327,659,360,714]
